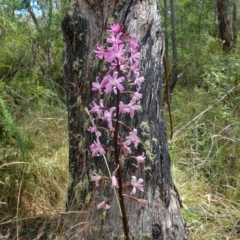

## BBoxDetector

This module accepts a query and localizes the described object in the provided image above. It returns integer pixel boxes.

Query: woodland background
[0,0,239,239]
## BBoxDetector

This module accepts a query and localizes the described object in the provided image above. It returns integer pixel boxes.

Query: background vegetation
[0,0,239,239]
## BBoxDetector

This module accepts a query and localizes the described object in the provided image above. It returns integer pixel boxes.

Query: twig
[0,162,29,169]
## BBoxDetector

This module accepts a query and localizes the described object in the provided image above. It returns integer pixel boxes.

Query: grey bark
[62,0,189,239]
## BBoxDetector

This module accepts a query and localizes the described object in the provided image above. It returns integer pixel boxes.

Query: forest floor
[0,87,240,239]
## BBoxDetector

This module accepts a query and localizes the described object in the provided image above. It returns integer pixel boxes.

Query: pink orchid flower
[130,176,144,195]
[107,32,123,46]
[119,101,142,118]
[101,107,116,129]
[135,153,146,166]
[128,37,139,50]
[131,91,143,103]
[89,24,147,212]
[133,72,145,88]
[90,137,106,156]
[104,71,125,94]
[124,129,140,148]
[91,171,102,186]
[105,44,126,63]
[127,60,139,78]
[88,118,101,137]
[97,201,110,210]
[121,142,132,156]
[89,99,104,117]
[94,45,105,59]
[107,23,123,33]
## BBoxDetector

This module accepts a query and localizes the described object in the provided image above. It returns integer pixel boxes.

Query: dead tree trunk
[62,0,189,239]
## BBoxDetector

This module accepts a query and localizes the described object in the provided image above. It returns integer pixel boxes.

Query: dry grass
[172,166,240,240]
[20,106,69,216]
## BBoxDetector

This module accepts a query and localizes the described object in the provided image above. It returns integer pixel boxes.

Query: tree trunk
[232,0,237,48]
[216,0,232,52]
[169,0,178,94]
[163,0,169,70]
[62,0,189,239]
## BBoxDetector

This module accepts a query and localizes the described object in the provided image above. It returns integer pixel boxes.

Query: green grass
[167,86,240,239]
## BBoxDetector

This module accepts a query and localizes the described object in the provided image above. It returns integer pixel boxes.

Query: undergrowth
[166,85,240,240]
[0,97,69,239]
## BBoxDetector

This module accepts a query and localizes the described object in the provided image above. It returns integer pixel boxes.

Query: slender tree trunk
[164,0,169,70]
[24,0,40,29]
[216,0,232,52]
[62,0,189,239]
[232,0,237,48]
[24,0,54,68]
[170,0,178,93]
[163,0,170,104]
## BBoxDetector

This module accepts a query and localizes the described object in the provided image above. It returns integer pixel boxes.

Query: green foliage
[202,38,240,98]
[161,0,240,237]
[0,0,68,97]
[0,0,69,221]
[0,0,68,176]
[161,0,240,202]
[0,95,24,151]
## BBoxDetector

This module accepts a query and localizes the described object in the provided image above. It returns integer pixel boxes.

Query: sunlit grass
[22,105,69,216]
[167,86,240,239]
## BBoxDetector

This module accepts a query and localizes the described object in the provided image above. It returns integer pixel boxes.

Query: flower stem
[102,154,122,217]
[115,88,129,240]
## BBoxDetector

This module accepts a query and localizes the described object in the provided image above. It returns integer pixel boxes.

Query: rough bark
[62,0,189,239]
[216,0,232,52]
